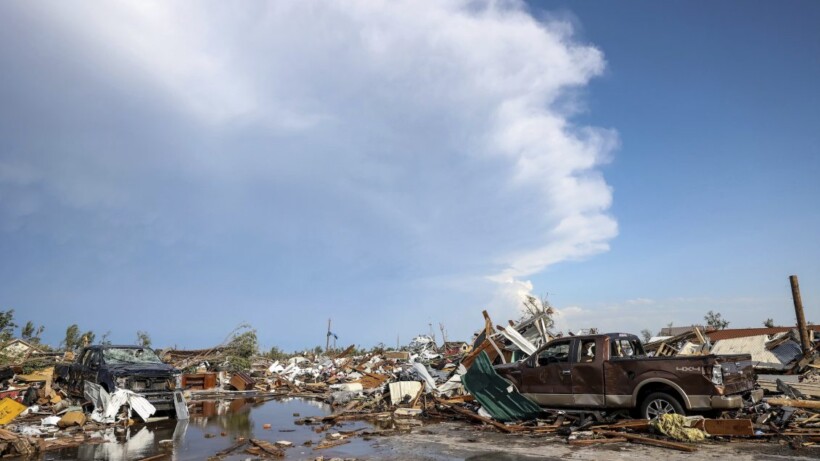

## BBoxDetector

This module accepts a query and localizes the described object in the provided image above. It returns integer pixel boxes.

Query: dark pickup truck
[55,345,179,413]
[495,333,762,419]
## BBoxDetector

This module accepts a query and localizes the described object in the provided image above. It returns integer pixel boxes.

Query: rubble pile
[4,308,820,457]
[645,326,816,373]
[169,310,820,454]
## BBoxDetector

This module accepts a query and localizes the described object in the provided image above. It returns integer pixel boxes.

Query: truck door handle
[561,370,571,375]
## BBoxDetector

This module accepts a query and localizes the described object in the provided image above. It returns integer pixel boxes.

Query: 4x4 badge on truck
[675,366,703,373]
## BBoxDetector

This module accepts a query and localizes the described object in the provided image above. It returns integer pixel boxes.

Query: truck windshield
[103,348,164,365]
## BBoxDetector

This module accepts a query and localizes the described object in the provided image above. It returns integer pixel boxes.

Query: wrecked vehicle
[55,345,179,413]
[495,333,762,419]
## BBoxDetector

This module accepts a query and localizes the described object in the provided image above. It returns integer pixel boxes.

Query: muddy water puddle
[44,397,387,460]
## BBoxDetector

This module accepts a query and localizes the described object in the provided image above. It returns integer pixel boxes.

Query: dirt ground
[369,422,820,461]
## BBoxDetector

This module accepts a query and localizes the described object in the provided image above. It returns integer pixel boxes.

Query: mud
[379,421,820,460]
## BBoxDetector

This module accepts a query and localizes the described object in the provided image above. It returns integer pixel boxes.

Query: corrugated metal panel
[772,341,802,365]
[461,351,541,422]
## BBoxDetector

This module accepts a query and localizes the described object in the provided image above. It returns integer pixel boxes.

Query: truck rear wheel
[640,392,684,419]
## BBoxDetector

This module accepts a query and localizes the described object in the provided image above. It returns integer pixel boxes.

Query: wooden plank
[333,345,356,359]
[569,437,628,446]
[459,339,495,369]
[438,395,475,404]
[595,420,650,431]
[698,419,754,437]
[249,439,284,457]
[767,398,820,409]
[693,327,706,345]
[0,428,18,441]
[594,430,697,452]
[436,397,513,433]
[136,454,169,461]
[314,439,351,450]
[213,438,248,457]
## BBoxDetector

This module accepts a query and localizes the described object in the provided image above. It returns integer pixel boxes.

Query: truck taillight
[711,364,723,385]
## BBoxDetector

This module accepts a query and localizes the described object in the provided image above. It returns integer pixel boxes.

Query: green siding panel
[461,351,541,422]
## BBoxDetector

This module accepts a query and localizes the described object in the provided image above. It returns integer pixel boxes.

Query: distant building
[442,341,471,354]
[0,338,44,360]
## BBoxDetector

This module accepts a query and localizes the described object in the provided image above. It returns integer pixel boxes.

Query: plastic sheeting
[84,381,156,422]
[411,362,437,392]
[106,389,156,422]
[460,351,541,422]
[436,373,464,397]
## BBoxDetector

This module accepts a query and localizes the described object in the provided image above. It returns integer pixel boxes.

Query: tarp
[460,351,541,422]
[651,413,707,442]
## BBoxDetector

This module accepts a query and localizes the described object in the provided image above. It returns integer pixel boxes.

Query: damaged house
[707,327,819,372]
[645,326,820,373]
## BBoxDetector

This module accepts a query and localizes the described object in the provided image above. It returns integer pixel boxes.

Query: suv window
[537,340,571,366]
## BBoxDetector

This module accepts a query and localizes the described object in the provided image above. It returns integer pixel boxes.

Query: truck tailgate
[715,354,755,394]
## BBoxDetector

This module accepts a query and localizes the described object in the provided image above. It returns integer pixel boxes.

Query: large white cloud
[0,0,617,344]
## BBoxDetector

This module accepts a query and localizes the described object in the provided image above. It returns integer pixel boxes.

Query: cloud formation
[0,0,617,345]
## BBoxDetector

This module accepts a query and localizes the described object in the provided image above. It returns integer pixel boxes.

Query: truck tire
[640,392,684,419]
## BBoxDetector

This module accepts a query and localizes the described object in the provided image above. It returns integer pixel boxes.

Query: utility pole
[790,275,812,353]
[326,318,331,352]
[439,323,448,345]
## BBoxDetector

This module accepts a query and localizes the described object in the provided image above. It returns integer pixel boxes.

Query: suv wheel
[640,392,684,419]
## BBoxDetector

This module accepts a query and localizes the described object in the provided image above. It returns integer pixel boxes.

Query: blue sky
[1,1,818,351]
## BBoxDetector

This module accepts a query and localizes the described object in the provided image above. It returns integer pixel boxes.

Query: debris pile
[3,283,820,458]
[0,363,174,458]
[645,326,819,374]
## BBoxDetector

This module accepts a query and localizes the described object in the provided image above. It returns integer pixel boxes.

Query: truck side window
[537,341,570,366]
[579,340,596,363]
[620,340,635,357]
[611,339,635,358]
[611,341,621,357]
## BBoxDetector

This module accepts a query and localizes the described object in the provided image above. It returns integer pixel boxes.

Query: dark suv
[56,345,179,412]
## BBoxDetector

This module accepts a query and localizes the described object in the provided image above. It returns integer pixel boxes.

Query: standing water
[45,397,388,460]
